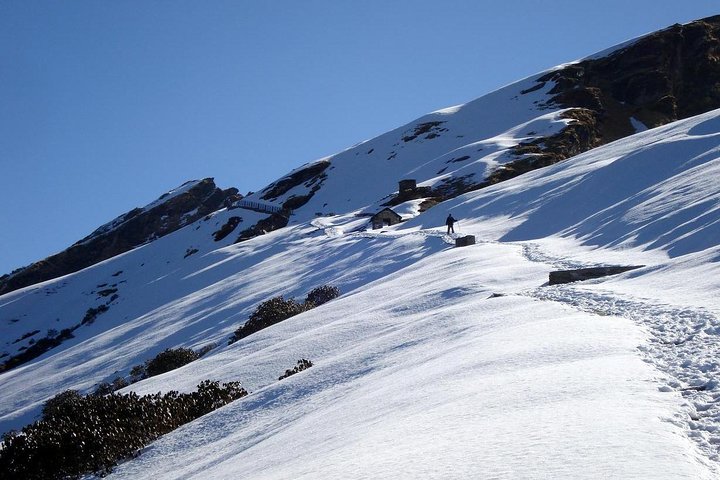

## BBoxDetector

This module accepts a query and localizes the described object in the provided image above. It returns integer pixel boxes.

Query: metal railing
[234,199,290,215]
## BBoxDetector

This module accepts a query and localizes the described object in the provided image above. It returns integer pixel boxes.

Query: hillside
[2,16,720,480]
[0,178,240,296]
[3,15,720,298]
[246,15,720,222]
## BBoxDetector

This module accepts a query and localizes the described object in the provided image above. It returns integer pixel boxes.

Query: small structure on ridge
[455,235,476,247]
[371,208,402,229]
[399,179,417,193]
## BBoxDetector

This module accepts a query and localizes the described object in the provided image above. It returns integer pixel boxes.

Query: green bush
[278,359,313,380]
[229,296,308,344]
[304,285,340,307]
[228,286,340,344]
[128,346,207,383]
[144,347,200,378]
[0,381,247,479]
[41,389,83,419]
[129,363,147,383]
[93,377,130,396]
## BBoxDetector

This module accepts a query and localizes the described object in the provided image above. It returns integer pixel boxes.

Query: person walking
[446,214,456,234]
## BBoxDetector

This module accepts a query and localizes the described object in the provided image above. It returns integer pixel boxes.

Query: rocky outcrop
[489,14,720,185]
[235,213,290,243]
[260,161,330,202]
[548,266,644,285]
[0,178,238,296]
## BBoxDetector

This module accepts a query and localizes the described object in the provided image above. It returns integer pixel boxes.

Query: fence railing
[234,199,290,216]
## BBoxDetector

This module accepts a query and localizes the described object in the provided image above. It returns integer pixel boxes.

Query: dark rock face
[260,161,330,203]
[548,266,644,285]
[235,213,290,243]
[489,15,720,185]
[0,178,238,296]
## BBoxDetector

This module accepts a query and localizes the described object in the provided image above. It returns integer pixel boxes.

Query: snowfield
[108,243,715,479]
[3,70,720,480]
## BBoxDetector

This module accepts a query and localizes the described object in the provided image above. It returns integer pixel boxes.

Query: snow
[631,116,649,132]
[108,243,714,479]
[3,52,720,480]
[403,108,720,259]
[247,76,568,222]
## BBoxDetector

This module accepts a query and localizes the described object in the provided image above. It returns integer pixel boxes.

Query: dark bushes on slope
[145,347,200,377]
[129,347,200,381]
[0,381,248,480]
[228,285,341,344]
[93,377,130,396]
[278,359,313,380]
[81,304,109,325]
[0,328,76,373]
[304,285,340,307]
[1,301,114,374]
[229,296,308,343]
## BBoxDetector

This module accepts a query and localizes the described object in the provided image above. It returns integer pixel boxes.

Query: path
[515,240,720,465]
[316,220,720,466]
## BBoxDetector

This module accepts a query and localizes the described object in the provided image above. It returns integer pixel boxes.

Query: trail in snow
[516,241,720,463]
[350,229,459,245]
[311,217,461,245]
[317,224,720,465]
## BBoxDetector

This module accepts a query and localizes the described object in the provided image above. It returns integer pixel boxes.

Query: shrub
[229,296,308,344]
[93,377,129,396]
[41,390,83,419]
[93,382,114,396]
[0,381,247,479]
[129,364,147,383]
[278,359,313,380]
[228,286,340,344]
[81,305,109,325]
[144,347,199,378]
[128,346,208,383]
[304,285,340,307]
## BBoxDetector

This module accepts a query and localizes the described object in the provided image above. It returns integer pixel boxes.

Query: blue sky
[1,1,718,275]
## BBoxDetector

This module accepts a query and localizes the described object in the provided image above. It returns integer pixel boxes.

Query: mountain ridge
[0,178,239,296]
[3,15,720,478]
[4,15,720,296]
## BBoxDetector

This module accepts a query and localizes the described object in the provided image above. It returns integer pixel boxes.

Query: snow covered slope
[0,178,239,296]
[246,76,570,221]
[247,15,720,225]
[4,17,720,478]
[404,107,720,259]
[2,106,720,477]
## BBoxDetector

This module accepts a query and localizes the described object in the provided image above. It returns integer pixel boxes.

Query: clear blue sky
[1,1,718,275]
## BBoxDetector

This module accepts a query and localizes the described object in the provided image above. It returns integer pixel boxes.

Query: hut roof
[371,208,402,220]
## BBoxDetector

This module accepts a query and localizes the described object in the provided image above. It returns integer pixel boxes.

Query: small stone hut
[371,208,402,229]
[399,179,417,193]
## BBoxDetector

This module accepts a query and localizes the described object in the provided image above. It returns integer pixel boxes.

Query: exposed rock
[0,178,238,296]
[382,186,434,207]
[455,235,476,247]
[489,15,720,186]
[213,216,242,242]
[548,266,644,285]
[260,161,330,201]
[401,121,447,142]
[235,213,290,243]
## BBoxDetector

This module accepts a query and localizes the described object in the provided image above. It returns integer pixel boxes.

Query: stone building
[398,179,417,193]
[370,208,402,229]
